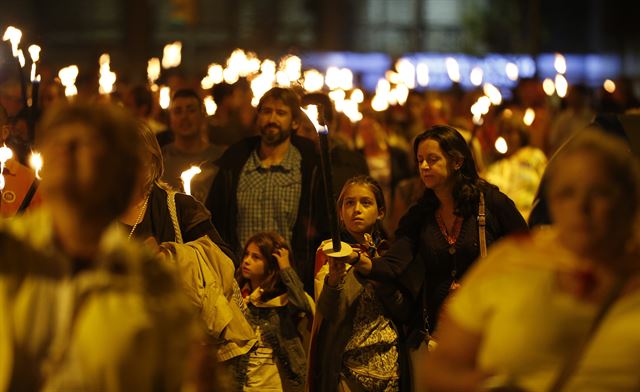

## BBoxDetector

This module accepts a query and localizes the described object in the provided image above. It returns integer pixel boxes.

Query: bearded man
[205,87,329,293]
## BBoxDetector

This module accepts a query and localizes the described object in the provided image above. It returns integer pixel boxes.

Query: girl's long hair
[413,124,495,217]
[236,232,289,301]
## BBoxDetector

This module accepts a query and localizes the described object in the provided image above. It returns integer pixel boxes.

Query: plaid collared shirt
[236,145,302,248]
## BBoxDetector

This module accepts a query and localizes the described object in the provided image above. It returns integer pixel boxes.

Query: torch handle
[318,132,341,252]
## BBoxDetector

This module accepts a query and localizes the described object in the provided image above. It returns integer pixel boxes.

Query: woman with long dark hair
[355,125,527,342]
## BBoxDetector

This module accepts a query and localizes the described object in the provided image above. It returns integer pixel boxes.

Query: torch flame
[180,166,202,195]
[603,79,616,93]
[445,57,460,83]
[416,63,430,87]
[301,105,327,135]
[469,66,484,86]
[555,74,568,98]
[0,144,13,191]
[29,151,43,180]
[303,69,324,92]
[162,42,182,69]
[98,54,117,95]
[395,58,416,89]
[554,53,567,75]
[2,26,22,57]
[523,108,536,126]
[204,96,217,116]
[159,86,171,110]
[58,65,79,97]
[17,50,25,68]
[495,137,508,154]
[147,57,161,85]
[543,78,556,96]
[28,45,41,62]
[505,62,519,81]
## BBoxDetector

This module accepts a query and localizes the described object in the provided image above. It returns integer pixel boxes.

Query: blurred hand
[273,247,291,269]
[327,256,347,287]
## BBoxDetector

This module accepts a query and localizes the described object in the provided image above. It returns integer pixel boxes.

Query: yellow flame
[147,58,161,84]
[505,62,519,81]
[554,53,567,74]
[542,78,556,96]
[303,69,324,92]
[495,136,508,154]
[483,83,502,105]
[28,45,41,62]
[351,89,364,104]
[395,58,416,89]
[29,151,43,180]
[162,42,182,69]
[341,99,363,123]
[523,108,536,126]
[159,86,171,109]
[0,144,13,164]
[58,65,79,97]
[325,67,353,91]
[207,64,224,84]
[469,66,483,86]
[204,96,217,116]
[250,72,275,107]
[416,63,430,87]
[17,50,25,68]
[98,54,116,95]
[445,57,460,83]
[223,67,240,84]
[180,166,202,195]
[603,79,616,94]
[280,55,302,84]
[2,26,22,57]
[300,105,327,134]
[555,74,568,98]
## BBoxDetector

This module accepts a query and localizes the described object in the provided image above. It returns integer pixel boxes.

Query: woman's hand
[354,251,372,275]
[273,247,291,270]
[327,256,347,287]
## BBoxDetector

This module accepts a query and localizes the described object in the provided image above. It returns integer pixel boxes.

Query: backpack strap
[167,190,184,244]
[478,192,487,258]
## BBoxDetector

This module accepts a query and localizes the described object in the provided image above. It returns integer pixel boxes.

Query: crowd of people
[1,71,640,392]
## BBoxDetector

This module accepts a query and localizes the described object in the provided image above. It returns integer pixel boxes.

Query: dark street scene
[1,1,640,391]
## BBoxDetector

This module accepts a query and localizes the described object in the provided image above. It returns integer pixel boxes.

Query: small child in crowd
[236,232,314,392]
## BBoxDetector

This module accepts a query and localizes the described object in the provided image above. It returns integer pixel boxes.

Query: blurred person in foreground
[0,103,195,391]
[422,130,640,391]
[121,123,256,390]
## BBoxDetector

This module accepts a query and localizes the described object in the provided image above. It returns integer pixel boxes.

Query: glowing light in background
[495,137,508,154]
[162,42,182,69]
[147,58,161,86]
[554,53,567,74]
[523,108,536,126]
[603,79,616,93]
[542,78,556,96]
[98,54,117,95]
[159,86,171,109]
[469,66,484,86]
[29,151,43,180]
[302,69,324,92]
[180,166,201,195]
[204,96,217,116]
[416,63,430,87]
[505,62,519,81]
[445,57,461,83]
[58,65,79,97]
[555,74,568,98]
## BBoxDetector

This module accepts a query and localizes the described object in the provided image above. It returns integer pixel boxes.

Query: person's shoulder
[216,136,260,167]
[482,183,515,207]
[291,135,319,156]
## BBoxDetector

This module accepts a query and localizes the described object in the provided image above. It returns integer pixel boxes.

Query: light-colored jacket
[162,235,257,361]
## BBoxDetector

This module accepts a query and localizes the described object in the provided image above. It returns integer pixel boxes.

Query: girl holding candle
[236,232,314,392]
[311,175,411,392]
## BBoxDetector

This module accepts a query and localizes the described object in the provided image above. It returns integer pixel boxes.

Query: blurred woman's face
[548,151,629,261]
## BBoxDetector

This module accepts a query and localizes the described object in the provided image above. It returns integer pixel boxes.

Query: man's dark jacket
[205,135,330,294]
